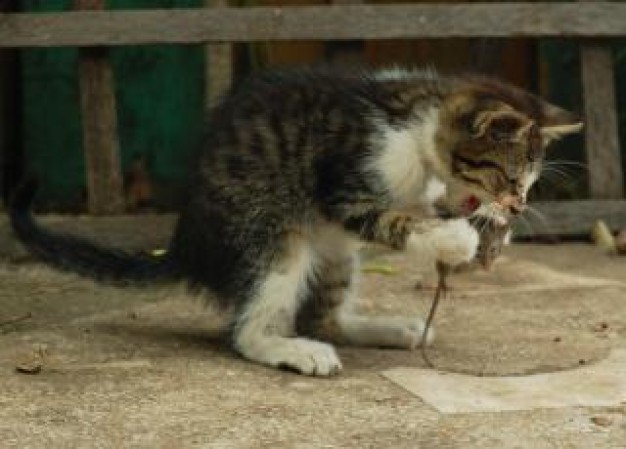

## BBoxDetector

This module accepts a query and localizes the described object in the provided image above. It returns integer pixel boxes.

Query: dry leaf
[591,220,616,254]
[361,263,398,275]
[15,354,44,374]
[15,344,48,375]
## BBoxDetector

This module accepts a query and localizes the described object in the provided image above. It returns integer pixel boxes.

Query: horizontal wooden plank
[1,3,625,47]
[514,200,626,238]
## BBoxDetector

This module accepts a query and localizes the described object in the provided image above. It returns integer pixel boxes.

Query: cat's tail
[9,178,180,285]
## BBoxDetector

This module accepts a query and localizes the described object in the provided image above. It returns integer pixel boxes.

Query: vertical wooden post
[580,0,624,199]
[204,0,233,108]
[74,0,125,214]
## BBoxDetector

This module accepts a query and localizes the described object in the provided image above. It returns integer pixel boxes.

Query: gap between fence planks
[0,3,625,48]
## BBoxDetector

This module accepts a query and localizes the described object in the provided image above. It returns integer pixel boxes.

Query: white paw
[431,219,478,267]
[338,315,435,349]
[239,337,342,377]
[374,317,435,350]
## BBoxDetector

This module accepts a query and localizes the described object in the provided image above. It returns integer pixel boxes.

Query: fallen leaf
[15,354,44,375]
[361,263,398,275]
[15,344,48,375]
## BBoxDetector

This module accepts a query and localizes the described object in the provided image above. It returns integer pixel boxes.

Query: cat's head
[436,76,582,219]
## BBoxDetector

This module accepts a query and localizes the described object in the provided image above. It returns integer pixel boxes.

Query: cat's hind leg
[232,233,342,376]
[299,245,434,350]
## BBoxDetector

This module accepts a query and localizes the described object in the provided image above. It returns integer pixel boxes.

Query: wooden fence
[1,2,625,234]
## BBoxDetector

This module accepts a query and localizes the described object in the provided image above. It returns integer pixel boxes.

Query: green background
[22,0,205,208]
[20,2,626,207]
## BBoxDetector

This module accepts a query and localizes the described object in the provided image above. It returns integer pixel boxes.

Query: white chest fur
[368,108,441,207]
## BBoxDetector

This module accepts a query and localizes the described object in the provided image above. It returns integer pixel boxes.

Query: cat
[10,66,582,376]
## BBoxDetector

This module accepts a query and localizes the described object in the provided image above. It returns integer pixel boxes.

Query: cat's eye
[527,145,545,162]
[527,126,544,161]
[489,128,510,143]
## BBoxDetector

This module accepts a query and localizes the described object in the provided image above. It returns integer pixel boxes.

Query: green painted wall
[22,0,205,208]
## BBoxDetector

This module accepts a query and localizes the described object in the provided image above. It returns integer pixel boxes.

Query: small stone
[593,322,610,332]
[578,359,586,365]
[590,415,613,427]
[553,336,562,343]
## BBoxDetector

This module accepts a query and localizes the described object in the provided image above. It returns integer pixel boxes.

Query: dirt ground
[1,215,625,448]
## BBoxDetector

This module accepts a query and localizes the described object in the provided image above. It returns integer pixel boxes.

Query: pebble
[590,415,613,427]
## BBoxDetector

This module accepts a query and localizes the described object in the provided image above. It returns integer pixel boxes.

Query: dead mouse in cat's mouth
[471,217,512,270]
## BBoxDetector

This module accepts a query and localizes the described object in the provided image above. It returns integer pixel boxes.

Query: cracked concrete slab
[383,349,626,413]
[1,215,625,448]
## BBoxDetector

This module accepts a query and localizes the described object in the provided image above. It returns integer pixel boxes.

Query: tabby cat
[10,66,582,376]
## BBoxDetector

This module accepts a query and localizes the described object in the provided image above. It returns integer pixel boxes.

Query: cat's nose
[498,193,525,215]
[509,198,526,215]
[509,204,524,215]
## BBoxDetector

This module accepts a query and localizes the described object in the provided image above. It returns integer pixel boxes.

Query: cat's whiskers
[473,214,489,235]
[515,213,536,235]
[543,160,588,171]
[541,166,575,181]
[523,204,552,233]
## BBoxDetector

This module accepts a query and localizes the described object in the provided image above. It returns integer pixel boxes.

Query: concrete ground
[0,215,625,448]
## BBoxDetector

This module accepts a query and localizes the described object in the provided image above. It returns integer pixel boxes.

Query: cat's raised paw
[338,315,435,349]
[431,219,479,267]
[375,316,435,350]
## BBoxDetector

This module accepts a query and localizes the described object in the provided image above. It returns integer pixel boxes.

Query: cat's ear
[538,101,584,144]
[472,109,532,143]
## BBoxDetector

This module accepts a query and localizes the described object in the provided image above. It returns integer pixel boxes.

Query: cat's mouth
[461,195,481,216]
[464,193,524,227]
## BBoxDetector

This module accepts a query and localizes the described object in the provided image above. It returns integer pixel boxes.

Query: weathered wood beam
[580,0,623,199]
[581,43,623,199]
[74,0,124,215]
[0,3,625,48]
[204,0,233,108]
[513,200,626,237]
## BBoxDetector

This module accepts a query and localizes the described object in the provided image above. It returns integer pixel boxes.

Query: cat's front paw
[273,339,342,376]
[431,219,479,267]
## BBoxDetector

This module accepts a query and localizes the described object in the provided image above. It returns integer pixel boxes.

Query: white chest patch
[421,176,447,204]
[369,108,440,206]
